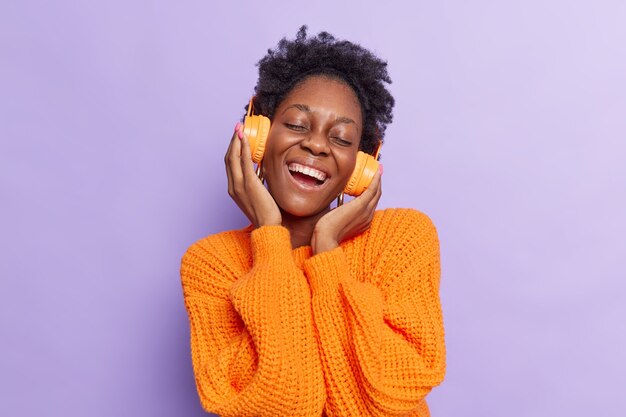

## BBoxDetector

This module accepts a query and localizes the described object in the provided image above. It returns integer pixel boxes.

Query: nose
[301,131,330,156]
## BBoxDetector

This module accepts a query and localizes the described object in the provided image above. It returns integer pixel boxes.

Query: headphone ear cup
[344,151,380,196]
[243,114,271,163]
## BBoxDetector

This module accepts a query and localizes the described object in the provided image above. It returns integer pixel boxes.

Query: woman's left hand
[311,168,382,254]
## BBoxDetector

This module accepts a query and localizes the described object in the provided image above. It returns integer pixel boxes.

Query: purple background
[2,1,625,416]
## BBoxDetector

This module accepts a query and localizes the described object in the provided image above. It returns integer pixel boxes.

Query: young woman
[181,27,445,417]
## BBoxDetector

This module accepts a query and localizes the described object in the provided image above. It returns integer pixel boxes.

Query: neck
[281,207,331,249]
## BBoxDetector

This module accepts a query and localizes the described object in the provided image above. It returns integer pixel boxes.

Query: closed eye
[285,123,306,131]
[332,137,352,146]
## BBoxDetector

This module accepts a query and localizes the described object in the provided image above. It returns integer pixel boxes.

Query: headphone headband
[247,97,254,118]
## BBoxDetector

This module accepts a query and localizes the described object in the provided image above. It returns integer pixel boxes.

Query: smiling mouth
[287,162,328,187]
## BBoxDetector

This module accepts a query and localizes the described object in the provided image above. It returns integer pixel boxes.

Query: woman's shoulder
[181,225,254,266]
[343,208,440,284]
[180,227,255,292]
[359,208,440,260]
[371,208,438,238]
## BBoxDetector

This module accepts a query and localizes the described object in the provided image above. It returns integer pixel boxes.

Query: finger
[225,129,238,158]
[368,168,382,194]
[354,168,382,206]
[370,173,383,206]
[228,129,244,192]
[225,130,239,193]
[225,121,244,161]
[361,171,382,213]
[369,188,382,212]
[375,171,383,202]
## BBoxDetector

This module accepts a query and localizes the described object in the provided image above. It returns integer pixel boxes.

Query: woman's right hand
[224,122,282,228]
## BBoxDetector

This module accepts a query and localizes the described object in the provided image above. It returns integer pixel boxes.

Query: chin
[277,198,331,219]
[264,176,329,218]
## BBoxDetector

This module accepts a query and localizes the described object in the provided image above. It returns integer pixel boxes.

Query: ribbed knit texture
[180,208,445,417]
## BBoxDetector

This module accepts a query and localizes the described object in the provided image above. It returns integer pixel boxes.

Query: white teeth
[288,163,327,182]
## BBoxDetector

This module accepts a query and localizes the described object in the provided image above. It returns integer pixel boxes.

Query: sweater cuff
[250,225,293,264]
[303,246,349,295]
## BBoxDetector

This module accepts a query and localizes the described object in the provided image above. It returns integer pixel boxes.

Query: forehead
[277,76,363,122]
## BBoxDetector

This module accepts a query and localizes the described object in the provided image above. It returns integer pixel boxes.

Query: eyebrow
[335,115,356,126]
[281,104,359,130]
[281,104,311,114]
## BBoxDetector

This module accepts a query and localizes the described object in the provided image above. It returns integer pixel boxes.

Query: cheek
[336,152,358,179]
[262,132,284,171]
[263,128,294,161]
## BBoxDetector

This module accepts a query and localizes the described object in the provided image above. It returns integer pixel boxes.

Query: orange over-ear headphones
[243,98,380,197]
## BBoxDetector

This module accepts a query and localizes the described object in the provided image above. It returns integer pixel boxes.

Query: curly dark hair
[247,26,395,155]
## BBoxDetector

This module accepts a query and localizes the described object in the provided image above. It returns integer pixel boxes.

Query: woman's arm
[304,209,445,416]
[181,226,325,417]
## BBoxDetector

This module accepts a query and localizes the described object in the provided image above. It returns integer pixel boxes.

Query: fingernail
[379,164,384,175]
[234,122,242,132]
[237,128,244,140]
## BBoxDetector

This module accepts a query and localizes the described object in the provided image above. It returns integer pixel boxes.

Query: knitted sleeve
[303,209,445,416]
[180,226,325,417]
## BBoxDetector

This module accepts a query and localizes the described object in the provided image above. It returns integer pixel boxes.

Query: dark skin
[224,76,382,254]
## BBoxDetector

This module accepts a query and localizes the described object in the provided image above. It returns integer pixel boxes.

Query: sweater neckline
[292,245,312,267]
[244,223,313,266]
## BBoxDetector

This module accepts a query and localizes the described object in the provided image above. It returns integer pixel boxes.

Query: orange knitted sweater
[180,208,445,417]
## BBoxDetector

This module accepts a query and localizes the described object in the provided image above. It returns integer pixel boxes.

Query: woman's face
[262,75,363,218]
